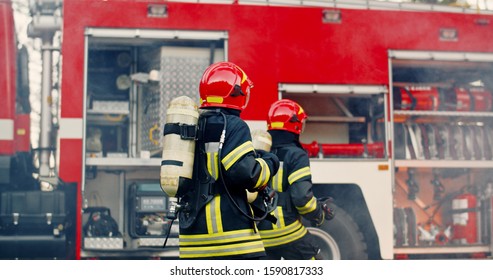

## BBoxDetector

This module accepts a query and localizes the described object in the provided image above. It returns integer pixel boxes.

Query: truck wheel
[304,203,368,260]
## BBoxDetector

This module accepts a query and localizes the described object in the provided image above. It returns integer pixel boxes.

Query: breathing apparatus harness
[162,109,277,247]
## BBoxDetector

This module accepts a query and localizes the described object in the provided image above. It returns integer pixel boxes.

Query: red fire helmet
[199,61,253,111]
[267,99,308,135]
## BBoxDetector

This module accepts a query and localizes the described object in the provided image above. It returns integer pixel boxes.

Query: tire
[304,203,368,260]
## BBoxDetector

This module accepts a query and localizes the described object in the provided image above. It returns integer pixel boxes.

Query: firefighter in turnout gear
[255,99,335,260]
[178,62,280,259]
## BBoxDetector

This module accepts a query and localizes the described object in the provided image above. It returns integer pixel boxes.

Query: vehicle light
[148,4,168,18]
[378,164,389,171]
[322,9,341,24]
[439,28,458,41]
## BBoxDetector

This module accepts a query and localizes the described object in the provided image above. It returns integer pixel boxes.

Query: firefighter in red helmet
[255,99,334,260]
[178,61,280,259]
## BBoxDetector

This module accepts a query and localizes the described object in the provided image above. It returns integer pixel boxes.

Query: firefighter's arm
[223,147,279,192]
[221,122,279,192]
[290,180,324,224]
[290,179,335,226]
[288,150,332,226]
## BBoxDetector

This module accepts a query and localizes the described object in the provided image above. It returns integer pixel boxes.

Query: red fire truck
[2,0,493,260]
[0,0,30,178]
[0,0,77,259]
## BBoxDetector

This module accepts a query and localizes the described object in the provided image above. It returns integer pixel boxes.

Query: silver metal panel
[390,50,493,62]
[85,28,228,41]
[84,237,124,250]
[139,47,224,153]
[279,83,388,95]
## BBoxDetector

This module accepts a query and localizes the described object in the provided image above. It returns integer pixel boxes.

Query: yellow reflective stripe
[278,207,285,228]
[263,228,307,248]
[205,195,223,234]
[296,196,317,215]
[254,158,270,189]
[205,143,219,179]
[206,153,213,178]
[206,152,219,180]
[288,166,311,184]
[179,228,262,245]
[261,224,307,248]
[215,196,223,232]
[259,219,303,239]
[205,199,213,233]
[270,122,284,129]
[222,141,254,170]
[273,206,285,228]
[272,162,283,192]
[206,96,224,104]
[180,240,265,258]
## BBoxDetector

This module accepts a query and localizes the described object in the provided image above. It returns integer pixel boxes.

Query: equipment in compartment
[446,87,493,112]
[393,85,493,112]
[83,207,120,237]
[85,123,129,158]
[302,141,385,158]
[394,86,441,111]
[0,190,66,235]
[87,49,131,103]
[405,168,420,200]
[394,123,407,159]
[479,182,493,246]
[127,182,175,247]
[0,190,68,258]
[393,207,418,247]
[430,169,445,201]
[394,165,493,251]
[394,122,493,160]
[138,46,214,154]
[82,207,123,250]
[393,207,407,246]
[451,192,478,244]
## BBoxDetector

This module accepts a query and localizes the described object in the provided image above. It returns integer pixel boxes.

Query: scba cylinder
[251,129,273,152]
[160,96,199,198]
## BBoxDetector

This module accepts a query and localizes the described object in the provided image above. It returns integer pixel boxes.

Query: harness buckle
[180,124,197,140]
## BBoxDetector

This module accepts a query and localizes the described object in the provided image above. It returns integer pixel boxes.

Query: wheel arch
[312,183,382,260]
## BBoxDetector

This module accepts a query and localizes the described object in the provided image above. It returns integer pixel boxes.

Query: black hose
[217,111,274,222]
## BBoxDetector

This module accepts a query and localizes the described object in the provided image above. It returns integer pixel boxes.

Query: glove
[322,203,335,221]
[310,197,335,227]
[319,197,335,221]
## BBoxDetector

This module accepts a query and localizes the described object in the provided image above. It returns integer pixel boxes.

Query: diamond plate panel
[84,237,124,250]
[140,50,209,152]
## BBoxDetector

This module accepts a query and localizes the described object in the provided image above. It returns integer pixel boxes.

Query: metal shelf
[81,245,178,259]
[394,110,493,118]
[86,157,161,167]
[86,111,129,126]
[394,245,491,255]
[395,159,493,168]
[87,109,130,115]
[308,116,366,123]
